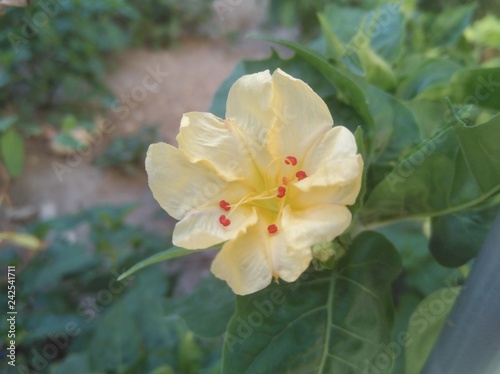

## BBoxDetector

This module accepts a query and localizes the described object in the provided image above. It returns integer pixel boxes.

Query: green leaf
[366,4,405,63]
[0,116,17,132]
[427,3,476,47]
[375,220,456,296]
[151,366,175,374]
[317,12,346,60]
[319,5,365,46]
[320,4,405,63]
[54,133,83,150]
[118,246,197,281]
[222,231,402,374]
[373,220,460,373]
[429,204,500,267]
[50,353,99,374]
[89,295,142,371]
[397,59,463,100]
[360,114,500,223]
[174,275,235,338]
[1,128,24,177]
[61,114,78,131]
[447,67,500,111]
[356,46,397,90]
[90,267,177,372]
[318,5,403,89]
[465,14,500,49]
[405,287,461,374]
[28,241,96,291]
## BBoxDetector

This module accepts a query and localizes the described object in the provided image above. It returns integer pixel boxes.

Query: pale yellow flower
[146,69,363,295]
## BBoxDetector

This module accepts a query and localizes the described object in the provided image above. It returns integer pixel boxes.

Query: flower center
[218,155,307,233]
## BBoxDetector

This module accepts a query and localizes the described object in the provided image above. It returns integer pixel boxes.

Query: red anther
[219,200,231,211]
[267,224,278,234]
[282,177,289,185]
[296,171,307,181]
[277,186,286,198]
[219,215,231,227]
[285,156,297,166]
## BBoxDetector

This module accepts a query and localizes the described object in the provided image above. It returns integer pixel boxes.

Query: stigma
[267,224,278,234]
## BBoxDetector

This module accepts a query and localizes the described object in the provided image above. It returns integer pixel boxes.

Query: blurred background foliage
[0,0,499,373]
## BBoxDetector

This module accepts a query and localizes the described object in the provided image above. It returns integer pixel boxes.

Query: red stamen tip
[277,186,286,198]
[219,200,231,211]
[285,156,297,166]
[219,215,231,227]
[296,171,307,181]
[282,177,289,185]
[267,224,278,234]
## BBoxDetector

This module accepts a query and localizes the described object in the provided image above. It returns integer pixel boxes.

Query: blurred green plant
[0,115,24,177]
[94,125,158,174]
[126,0,214,48]
[0,1,132,119]
[0,204,222,373]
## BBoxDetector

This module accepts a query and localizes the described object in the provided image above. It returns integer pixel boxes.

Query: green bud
[311,241,346,270]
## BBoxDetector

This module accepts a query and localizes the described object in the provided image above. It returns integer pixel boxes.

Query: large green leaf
[173,274,235,338]
[222,231,402,374]
[90,267,178,372]
[360,114,500,223]
[89,297,142,371]
[429,204,500,267]
[1,128,24,177]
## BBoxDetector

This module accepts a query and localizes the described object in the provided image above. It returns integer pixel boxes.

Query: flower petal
[173,205,258,250]
[210,223,273,295]
[267,68,333,160]
[145,142,227,220]
[226,70,274,148]
[177,112,255,181]
[281,204,352,249]
[297,126,363,190]
[289,176,362,208]
[266,230,312,283]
